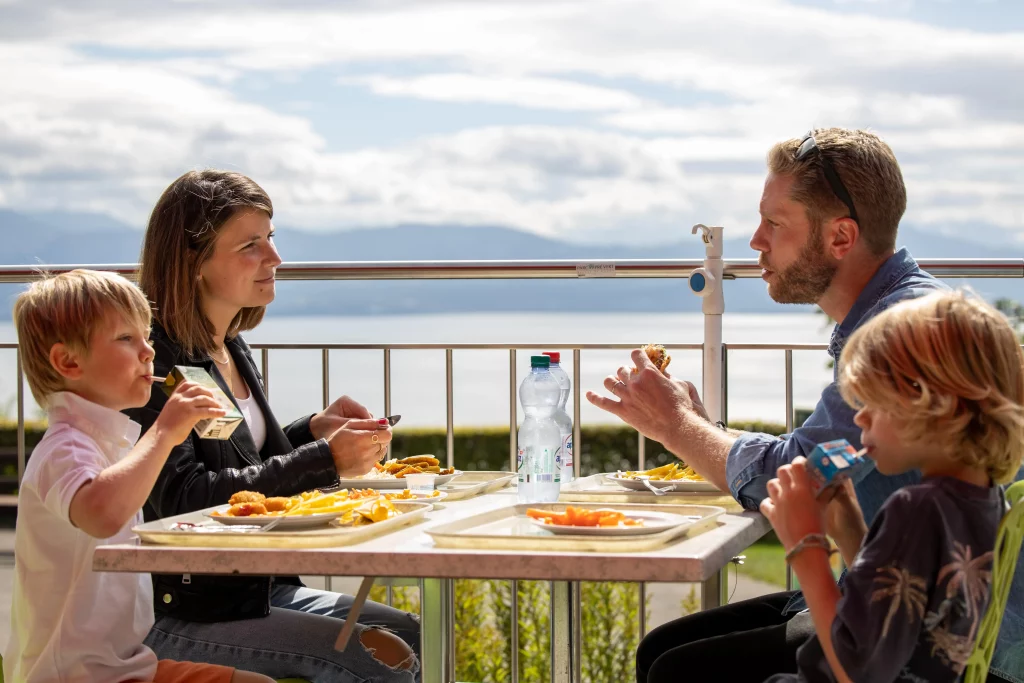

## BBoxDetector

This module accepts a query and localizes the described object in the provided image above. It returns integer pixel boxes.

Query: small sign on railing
[575,263,616,278]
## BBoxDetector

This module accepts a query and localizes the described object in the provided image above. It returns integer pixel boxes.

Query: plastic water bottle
[543,351,574,484]
[517,355,562,503]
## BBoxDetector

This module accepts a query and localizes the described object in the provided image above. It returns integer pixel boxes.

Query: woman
[127,170,419,682]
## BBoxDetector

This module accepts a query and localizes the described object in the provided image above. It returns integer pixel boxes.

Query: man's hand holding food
[586,345,710,444]
[587,344,732,491]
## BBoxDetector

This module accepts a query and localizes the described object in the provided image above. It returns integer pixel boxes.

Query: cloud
[344,73,647,112]
[0,0,1021,244]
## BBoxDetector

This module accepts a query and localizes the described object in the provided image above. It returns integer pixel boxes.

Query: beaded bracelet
[784,533,837,563]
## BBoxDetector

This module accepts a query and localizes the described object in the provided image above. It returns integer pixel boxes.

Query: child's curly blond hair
[839,290,1024,484]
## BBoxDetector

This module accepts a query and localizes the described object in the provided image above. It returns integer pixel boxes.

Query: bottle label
[562,435,573,467]
[517,448,525,471]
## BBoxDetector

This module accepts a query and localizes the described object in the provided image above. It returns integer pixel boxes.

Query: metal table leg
[550,580,579,683]
[446,578,456,683]
[700,568,729,610]
[420,578,451,683]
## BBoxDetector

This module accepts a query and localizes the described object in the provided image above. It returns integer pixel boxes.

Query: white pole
[691,225,725,423]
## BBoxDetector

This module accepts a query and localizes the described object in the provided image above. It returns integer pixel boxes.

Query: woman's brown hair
[139,170,273,358]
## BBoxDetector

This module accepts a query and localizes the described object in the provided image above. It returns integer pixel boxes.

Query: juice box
[806,439,868,498]
[160,366,244,440]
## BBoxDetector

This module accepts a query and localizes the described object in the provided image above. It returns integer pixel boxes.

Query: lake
[0,311,834,429]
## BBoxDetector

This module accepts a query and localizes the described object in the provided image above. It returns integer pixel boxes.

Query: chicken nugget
[229,490,266,506]
[228,502,268,516]
[263,497,291,513]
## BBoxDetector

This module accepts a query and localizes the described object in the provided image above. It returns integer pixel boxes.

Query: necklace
[210,346,234,395]
[211,346,230,365]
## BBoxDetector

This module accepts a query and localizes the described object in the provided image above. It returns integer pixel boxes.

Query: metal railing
[2,256,1021,683]
[2,258,1021,284]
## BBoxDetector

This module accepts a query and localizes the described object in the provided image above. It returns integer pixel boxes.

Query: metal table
[94,490,770,683]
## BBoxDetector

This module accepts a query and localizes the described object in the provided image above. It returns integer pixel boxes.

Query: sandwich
[640,344,671,373]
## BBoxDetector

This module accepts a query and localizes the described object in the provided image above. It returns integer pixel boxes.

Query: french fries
[215,488,382,517]
[384,489,443,501]
[617,463,705,482]
[526,506,643,527]
[212,488,408,527]
[367,455,456,479]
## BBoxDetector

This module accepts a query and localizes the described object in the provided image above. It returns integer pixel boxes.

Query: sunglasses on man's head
[795,133,859,224]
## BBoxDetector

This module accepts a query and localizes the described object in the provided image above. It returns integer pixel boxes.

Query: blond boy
[5,270,273,683]
[762,290,1024,683]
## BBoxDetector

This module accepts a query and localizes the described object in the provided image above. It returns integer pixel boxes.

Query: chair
[965,480,1024,682]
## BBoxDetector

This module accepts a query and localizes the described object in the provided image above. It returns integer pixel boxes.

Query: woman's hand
[310,395,374,441]
[758,457,826,552]
[325,418,392,478]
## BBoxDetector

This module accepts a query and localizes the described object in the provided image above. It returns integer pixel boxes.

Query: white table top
[93,490,770,583]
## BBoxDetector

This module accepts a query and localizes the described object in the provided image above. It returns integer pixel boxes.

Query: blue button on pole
[690,272,706,292]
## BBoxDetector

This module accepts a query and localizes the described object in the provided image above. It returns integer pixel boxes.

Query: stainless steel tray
[133,501,432,548]
[438,471,516,501]
[560,474,743,512]
[426,502,724,552]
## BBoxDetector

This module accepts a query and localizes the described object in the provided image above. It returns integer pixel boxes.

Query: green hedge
[0,419,47,449]
[1,419,790,472]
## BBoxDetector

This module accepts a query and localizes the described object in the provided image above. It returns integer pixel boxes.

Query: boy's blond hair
[13,270,152,406]
[839,290,1024,483]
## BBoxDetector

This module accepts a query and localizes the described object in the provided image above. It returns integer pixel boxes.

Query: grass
[737,534,842,590]
[738,539,789,587]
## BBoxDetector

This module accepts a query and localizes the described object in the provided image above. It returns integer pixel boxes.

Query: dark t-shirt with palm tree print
[766,476,1005,683]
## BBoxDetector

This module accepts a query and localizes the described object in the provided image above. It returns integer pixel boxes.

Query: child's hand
[155,381,228,444]
[821,478,868,565]
[759,457,826,551]
[822,478,866,540]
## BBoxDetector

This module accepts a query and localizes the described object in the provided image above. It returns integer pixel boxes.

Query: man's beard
[761,226,838,304]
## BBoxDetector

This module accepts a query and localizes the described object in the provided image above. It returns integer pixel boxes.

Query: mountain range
[1,209,1021,318]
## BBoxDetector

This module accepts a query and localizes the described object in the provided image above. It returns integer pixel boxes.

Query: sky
[1,0,1022,245]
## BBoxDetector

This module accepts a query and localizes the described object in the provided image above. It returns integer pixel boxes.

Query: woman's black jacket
[125,322,339,622]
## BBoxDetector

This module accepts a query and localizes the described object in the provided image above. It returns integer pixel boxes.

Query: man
[589,127,983,682]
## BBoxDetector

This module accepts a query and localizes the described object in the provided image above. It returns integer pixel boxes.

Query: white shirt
[4,392,157,683]
[236,378,267,452]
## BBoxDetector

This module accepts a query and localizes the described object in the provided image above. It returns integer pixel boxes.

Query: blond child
[4,270,274,683]
[761,290,1024,683]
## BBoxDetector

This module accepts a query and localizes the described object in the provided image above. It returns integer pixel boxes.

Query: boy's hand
[155,381,228,444]
[822,478,865,540]
[759,457,826,551]
[822,478,868,564]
